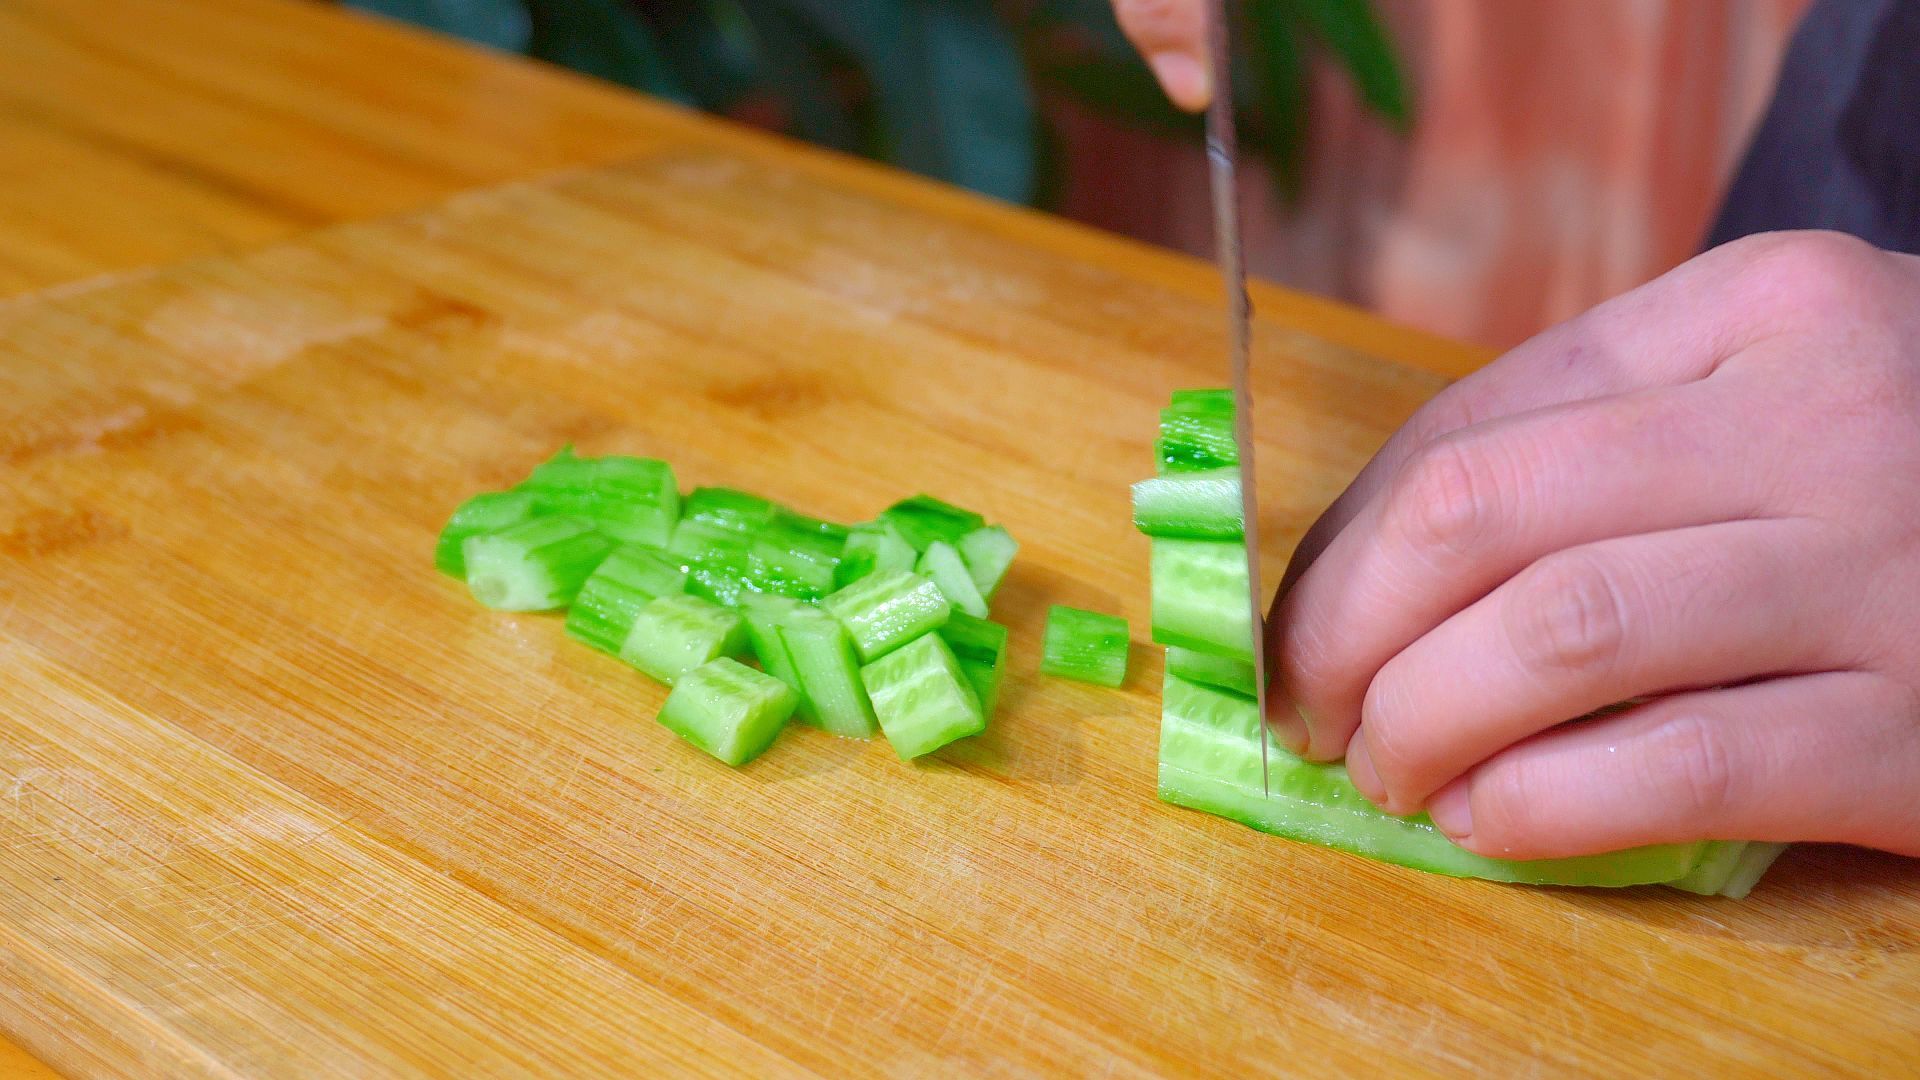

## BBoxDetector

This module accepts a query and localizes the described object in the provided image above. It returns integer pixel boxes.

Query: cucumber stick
[1149,539,1254,662]
[777,605,879,738]
[463,516,613,611]
[621,594,747,684]
[1157,675,1706,886]
[657,658,797,765]
[1131,468,1242,540]
[1165,645,1257,698]
[1040,605,1130,688]
[862,633,985,759]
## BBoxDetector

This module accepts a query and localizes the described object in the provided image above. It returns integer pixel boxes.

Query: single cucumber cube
[1131,468,1243,540]
[669,518,752,563]
[1156,406,1237,474]
[1165,645,1256,698]
[1040,605,1130,687]
[835,519,917,588]
[621,593,747,684]
[917,540,989,618]
[657,658,798,766]
[778,604,879,738]
[775,508,850,543]
[565,544,689,654]
[1169,388,1233,413]
[462,516,612,611]
[880,495,985,552]
[519,446,597,516]
[955,525,1018,599]
[822,570,952,661]
[751,531,839,595]
[521,448,678,545]
[861,633,985,759]
[739,594,817,724]
[1149,538,1254,663]
[942,612,1010,717]
[435,490,538,578]
[683,487,776,534]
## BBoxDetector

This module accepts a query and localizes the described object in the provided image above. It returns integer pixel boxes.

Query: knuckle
[1388,437,1503,560]
[1731,230,1884,316]
[1647,711,1739,820]
[1505,553,1629,677]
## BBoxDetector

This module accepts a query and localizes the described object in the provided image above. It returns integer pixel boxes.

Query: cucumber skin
[862,633,985,760]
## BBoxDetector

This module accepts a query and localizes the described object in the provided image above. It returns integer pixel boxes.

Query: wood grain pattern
[2,146,1918,1078]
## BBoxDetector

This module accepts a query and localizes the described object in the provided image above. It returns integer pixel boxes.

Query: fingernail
[1147,51,1211,112]
[1427,782,1474,841]
[1345,733,1386,805]
[1268,700,1309,756]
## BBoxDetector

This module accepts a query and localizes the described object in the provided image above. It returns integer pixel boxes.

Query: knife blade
[1202,0,1272,795]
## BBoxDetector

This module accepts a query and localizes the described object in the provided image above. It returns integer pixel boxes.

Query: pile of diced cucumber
[437,449,1017,765]
[1134,391,1785,897]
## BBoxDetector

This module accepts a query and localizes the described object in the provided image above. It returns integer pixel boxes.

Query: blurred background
[348,0,1811,349]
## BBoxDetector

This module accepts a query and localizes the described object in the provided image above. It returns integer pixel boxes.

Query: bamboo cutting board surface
[3,149,1918,1078]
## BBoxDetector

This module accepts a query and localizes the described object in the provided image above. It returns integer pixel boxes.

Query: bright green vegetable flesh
[1165,645,1257,698]
[1131,468,1243,540]
[955,525,1018,598]
[1149,539,1254,662]
[566,544,690,654]
[941,612,1010,716]
[1157,675,1706,886]
[835,520,917,589]
[462,516,613,612]
[435,490,538,578]
[777,604,879,738]
[1156,397,1237,474]
[862,633,985,759]
[739,595,817,724]
[918,540,989,618]
[1040,605,1130,688]
[521,449,680,546]
[822,570,952,661]
[620,594,747,684]
[880,495,985,553]
[657,658,798,766]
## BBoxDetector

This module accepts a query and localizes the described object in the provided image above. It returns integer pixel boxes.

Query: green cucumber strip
[751,533,839,595]
[565,544,689,654]
[1165,645,1256,698]
[835,519,917,588]
[861,633,985,759]
[462,516,612,611]
[684,486,776,534]
[1665,841,1749,896]
[657,657,797,766]
[669,518,751,562]
[942,612,1009,717]
[738,595,817,724]
[777,604,879,738]
[521,449,679,545]
[1040,605,1130,687]
[822,570,952,661]
[1157,675,1706,886]
[519,446,597,516]
[620,593,747,684]
[880,495,985,552]
[1718,843,1788,899]
[955,525,1018,599]
[1156,407,1237,474]
[918,541,990,618]
[1131,468,1243,540]
[435,490,538,578]
[1149,539,1254,662]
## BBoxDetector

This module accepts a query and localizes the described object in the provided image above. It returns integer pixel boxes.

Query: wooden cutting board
[2,147,1916,1079]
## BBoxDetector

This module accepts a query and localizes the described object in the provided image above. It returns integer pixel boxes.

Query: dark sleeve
[1705,0,1920,254]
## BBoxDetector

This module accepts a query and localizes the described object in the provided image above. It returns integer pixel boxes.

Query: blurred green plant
[348,0,1410,205]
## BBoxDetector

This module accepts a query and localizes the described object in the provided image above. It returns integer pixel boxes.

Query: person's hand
[1271,231,1920,860]
[1111,1,1212,111]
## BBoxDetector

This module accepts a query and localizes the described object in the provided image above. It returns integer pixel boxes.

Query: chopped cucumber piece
[775,508,850,543]
[738,594,816,723]
[565,544,689,654]
[918,540,990,618]
[684,487,776,534]
[1131,468,1243,540]
[778,603,879,738]
[751,530,839,595]
[942,612,1009,716]
[822,570,952,661]
[1157,675,1707,886]
[955,525,1018,599]
[1169,388,1233,413]
[620,593,747,684]
[835,519,917,588]
[861,633,985,759]
[1149,539,1255,662]
[881,495,985,552]
[1719,842,1789,899]
[521,448,679,546]
[657,658,797,765]
[435,490,538,578]
[1156,405,1237,474]
[462,516,612,611]
[1165,645,1256,698]
[1040,605,1130,687]
[669,518,750,562]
